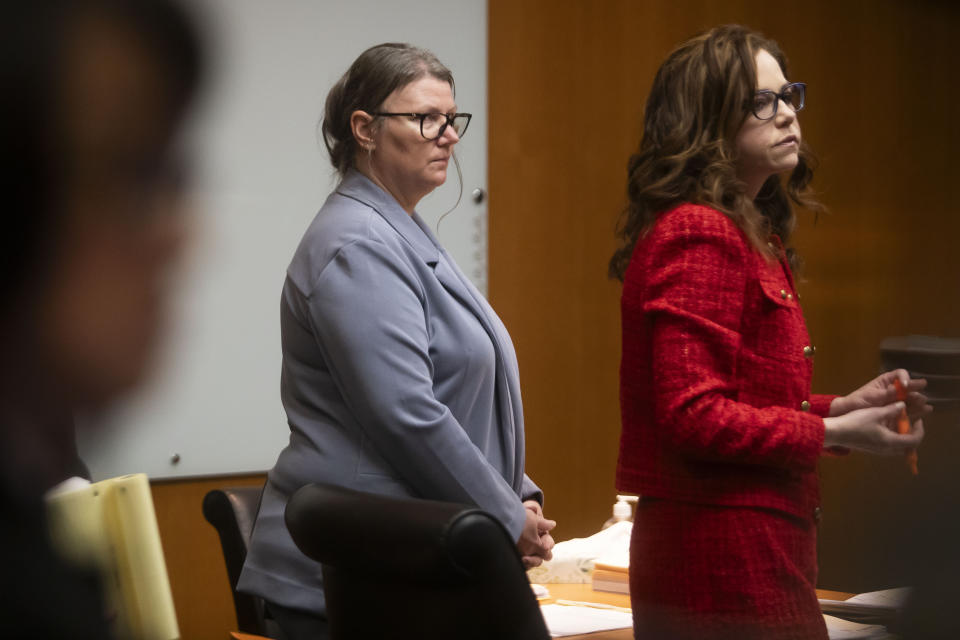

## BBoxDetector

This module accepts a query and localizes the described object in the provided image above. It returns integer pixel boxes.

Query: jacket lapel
[432,252,522,488]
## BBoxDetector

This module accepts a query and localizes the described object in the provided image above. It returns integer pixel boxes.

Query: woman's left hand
[522,500,556,567]
[831,369,932,419]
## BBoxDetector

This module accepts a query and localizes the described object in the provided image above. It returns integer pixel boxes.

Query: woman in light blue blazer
[238,43,556,639]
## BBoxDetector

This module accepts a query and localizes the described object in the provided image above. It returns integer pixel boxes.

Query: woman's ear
[350,110,377,150]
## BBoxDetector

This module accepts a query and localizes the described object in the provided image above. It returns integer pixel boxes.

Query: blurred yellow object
[45,473,179,640]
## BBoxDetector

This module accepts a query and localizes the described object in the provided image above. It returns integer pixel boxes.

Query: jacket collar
[336,169,441,266]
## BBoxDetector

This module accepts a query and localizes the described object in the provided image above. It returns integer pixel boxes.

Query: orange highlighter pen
[894,378,919,476]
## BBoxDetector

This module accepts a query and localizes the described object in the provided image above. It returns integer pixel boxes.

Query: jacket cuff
[504,499,529,542]
[811,394,849,455]
[521,474,544,506]
[810,394,838,418]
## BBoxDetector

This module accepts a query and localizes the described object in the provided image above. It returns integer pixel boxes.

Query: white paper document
[540,603,633,637]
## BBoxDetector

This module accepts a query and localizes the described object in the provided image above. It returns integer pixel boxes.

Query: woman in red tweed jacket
[609,25,930,640]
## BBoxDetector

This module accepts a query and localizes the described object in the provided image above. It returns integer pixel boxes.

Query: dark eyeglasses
[750,82,806,120]
[371,112,472,140]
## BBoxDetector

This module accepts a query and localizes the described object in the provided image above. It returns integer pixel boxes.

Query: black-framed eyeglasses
[371,112,472,140]
[750,82,805,120]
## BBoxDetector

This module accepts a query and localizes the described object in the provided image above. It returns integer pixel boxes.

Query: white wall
[78,0,488,480]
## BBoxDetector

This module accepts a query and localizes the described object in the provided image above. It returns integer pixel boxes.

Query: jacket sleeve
[644,211,825,471]
[810,393,851,455]
[521,474,543,505]
[302,237,527,540]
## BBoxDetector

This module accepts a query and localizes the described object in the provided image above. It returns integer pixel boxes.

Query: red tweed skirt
[629,499,827,640]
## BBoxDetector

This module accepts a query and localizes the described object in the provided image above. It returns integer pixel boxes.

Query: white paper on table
[540,603,633,637]
[819,586,910,623]
[845,587,912,608]
[824,614,895,640]
[540,608,891,638]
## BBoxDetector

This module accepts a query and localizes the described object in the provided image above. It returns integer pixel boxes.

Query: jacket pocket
[749,256,810,364]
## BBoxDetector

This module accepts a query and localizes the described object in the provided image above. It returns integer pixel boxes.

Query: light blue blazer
[238,170,542,613]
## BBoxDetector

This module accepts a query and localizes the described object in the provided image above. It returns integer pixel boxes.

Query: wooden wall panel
[489,0,960,592]
[150,473,266,640]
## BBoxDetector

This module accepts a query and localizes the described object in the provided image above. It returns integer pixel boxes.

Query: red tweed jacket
[616,203,835,522]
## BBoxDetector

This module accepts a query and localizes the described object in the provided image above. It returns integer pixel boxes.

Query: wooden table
[230,585,855,640]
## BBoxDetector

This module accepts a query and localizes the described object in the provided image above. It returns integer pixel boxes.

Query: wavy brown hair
[609,24,822,281]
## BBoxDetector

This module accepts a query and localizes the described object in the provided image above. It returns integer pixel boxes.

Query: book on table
[591,560,629,595]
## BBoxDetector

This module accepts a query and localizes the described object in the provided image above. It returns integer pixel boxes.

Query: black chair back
[285,483,550,640]
[202,486,270,636]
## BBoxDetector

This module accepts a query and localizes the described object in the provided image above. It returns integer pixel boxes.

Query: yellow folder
[45,473,179,640]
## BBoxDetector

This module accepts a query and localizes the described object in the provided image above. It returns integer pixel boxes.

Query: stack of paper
[591,552,630,595]
[823,614,895,640]
[819,587,910,626]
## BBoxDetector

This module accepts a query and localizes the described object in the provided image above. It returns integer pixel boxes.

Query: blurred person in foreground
[610,25,930,640]
[238,43,555,640]
[0,0,204,637]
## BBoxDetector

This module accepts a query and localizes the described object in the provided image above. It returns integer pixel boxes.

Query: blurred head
[609,24,820,280]
[322,43,466,211]
[0,0,204,409]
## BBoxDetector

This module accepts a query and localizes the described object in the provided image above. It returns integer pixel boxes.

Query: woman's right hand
[823,402,924,455]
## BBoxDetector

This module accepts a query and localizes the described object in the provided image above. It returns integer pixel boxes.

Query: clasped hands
[517,500,556,569]
[823,369,932,454]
